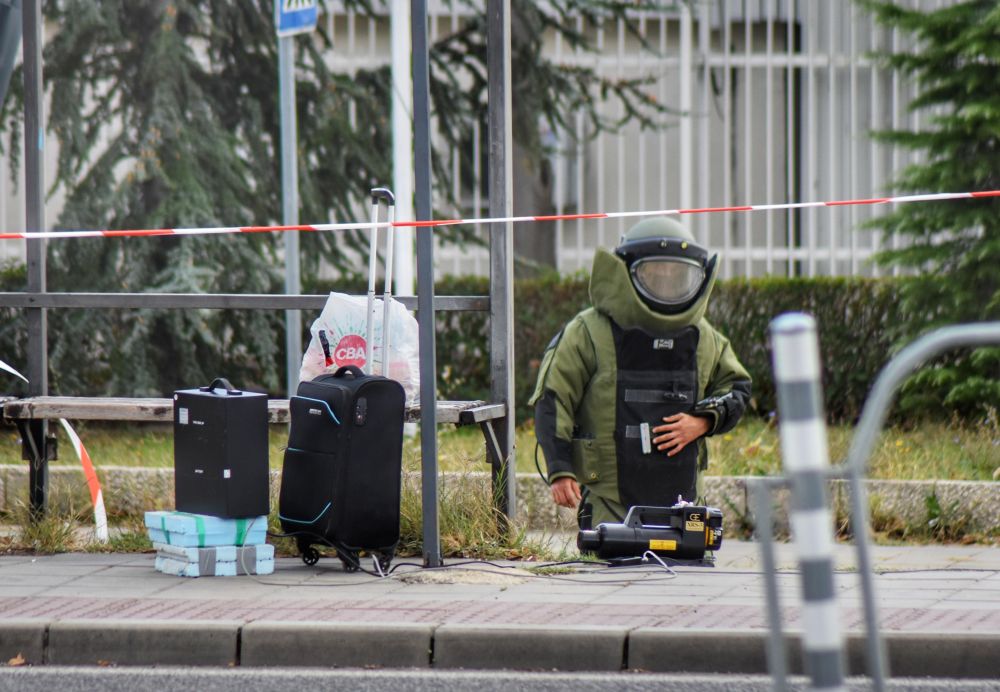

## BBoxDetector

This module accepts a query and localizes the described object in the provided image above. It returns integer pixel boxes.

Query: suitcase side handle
[200,377,242,395]
[332,365,365,379]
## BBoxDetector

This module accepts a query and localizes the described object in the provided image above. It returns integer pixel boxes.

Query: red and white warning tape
[58,419,109,543]
[0,189,997,241]
[0,359,109,543]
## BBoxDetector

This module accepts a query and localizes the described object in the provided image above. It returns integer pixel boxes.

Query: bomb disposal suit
[530,218,752,526]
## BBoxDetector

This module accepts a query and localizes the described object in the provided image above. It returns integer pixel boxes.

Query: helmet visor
[631,258,705,307]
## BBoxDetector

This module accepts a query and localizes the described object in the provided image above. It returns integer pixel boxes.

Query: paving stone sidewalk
[0,540,997,677]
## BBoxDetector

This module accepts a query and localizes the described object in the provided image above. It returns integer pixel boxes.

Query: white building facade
[0,0,946,279]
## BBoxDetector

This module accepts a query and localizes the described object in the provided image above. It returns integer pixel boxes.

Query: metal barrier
[755,317,1000,691]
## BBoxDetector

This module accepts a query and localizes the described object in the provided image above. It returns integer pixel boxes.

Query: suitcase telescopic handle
[200,377,243,395]
[332,365,365,379]
[366,187,396,377]
[370,187,396,206]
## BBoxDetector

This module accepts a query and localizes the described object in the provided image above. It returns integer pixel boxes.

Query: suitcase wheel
[338,549,360,573]
[301,546,321,566]
[375,551,392,573]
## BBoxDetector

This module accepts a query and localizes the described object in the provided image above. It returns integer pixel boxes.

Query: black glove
[694,380,751,436]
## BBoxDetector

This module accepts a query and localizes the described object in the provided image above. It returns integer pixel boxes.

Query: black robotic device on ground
[578,503,723,564]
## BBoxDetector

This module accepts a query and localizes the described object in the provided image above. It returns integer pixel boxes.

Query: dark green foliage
[0,264,924,422]
[434,273,593,414]
[707,278,902,422]
[430,274,904,425]
[439,1,678,162]
[857,0,1000,417]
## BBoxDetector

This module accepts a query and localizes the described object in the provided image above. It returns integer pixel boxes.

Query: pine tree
[859,0,1000,417]
[1,0,674,396]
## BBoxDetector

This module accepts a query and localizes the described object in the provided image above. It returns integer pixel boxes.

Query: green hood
[589,246,717,333]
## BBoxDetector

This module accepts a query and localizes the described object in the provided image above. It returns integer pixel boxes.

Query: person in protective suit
[529,217,751,528]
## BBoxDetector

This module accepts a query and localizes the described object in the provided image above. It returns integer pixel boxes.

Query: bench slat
[2,396,505,426]
[458,403,508,425]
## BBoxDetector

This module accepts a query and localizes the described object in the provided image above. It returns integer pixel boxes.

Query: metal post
[279,34,302,396]
[0,0,22,107]
[486,0,515,522]
[678,1,693,211]
[840,322,1000,690]
[752,478,789,692]
[770,313,845,691]
[22,0,47,515]
[411,0,441,568]
[390,0,415,297]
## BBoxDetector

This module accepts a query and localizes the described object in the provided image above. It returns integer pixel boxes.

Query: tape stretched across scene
[0,189,998,241]
[0,358,109,543]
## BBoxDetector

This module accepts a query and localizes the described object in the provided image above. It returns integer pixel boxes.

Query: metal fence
[324,0,945,279]
[0,0,948,278]
[426,0,945,277]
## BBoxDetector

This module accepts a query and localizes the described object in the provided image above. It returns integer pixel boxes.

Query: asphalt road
[1,668,999,692]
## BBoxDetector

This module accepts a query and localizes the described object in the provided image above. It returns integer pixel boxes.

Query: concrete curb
[874,633,1000,680]
[631,631,1000,680]
[46,619,240,667]
[241,622,433,668]
[432,624,628,672]
[0,620,46,665]
[2,465,997,535]
[629,630,780,674]
[4,621,997,678]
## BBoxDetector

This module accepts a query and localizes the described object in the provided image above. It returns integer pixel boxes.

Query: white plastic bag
[299,292,420,405]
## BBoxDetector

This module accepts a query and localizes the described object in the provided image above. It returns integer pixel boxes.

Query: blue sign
[275,0,318,37]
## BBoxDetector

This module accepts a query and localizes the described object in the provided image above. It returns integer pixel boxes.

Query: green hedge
[435,274,904,424]
[0,262,905,423]
[708,277,901,422]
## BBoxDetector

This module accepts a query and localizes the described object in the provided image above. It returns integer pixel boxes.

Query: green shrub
[708,277,902,422]
[0,265,938,422]
[433,273,904,424]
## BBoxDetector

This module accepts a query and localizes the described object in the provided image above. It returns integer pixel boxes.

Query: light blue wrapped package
[153,544,275,577]
[144,511,267,547]
[153,542,275,564]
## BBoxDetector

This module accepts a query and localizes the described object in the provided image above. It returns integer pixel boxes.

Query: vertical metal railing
[22,0,49,515]
[486,0,516,523]
[758,318,1000,690]
[327,1,938,280]
[835,322,1000,689]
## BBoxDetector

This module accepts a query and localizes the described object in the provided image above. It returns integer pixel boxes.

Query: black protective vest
[613,323,700,509]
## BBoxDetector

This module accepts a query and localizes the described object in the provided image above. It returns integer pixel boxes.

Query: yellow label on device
[649,539,677,551]
[685,520,705,532]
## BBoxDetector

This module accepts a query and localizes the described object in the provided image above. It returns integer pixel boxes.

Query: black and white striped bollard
[770,313,846,691]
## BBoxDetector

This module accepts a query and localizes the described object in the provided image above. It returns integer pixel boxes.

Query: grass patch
[1,501,79,554]
[397,470,553,560]
[3,416,996,481]
[264,467,556,562]
[0,505,154,555]
[1,414,995,556]
[701,414,1000,481]
[865,489,989,545]
[83,517,154,553]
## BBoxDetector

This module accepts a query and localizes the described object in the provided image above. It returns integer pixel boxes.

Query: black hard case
[173,378,269,518]
[278,365,405,558]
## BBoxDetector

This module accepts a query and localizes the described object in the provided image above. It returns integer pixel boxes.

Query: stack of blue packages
[145,511,274,577]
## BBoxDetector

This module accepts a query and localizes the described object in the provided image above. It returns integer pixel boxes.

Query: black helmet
[614,217,717,315]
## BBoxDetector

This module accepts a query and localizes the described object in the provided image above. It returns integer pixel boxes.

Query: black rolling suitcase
[278,365,405,571]
[279,188,405,572]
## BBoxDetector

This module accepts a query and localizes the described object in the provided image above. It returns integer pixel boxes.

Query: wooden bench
[2,255,515,565]
[2,396,509,499]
